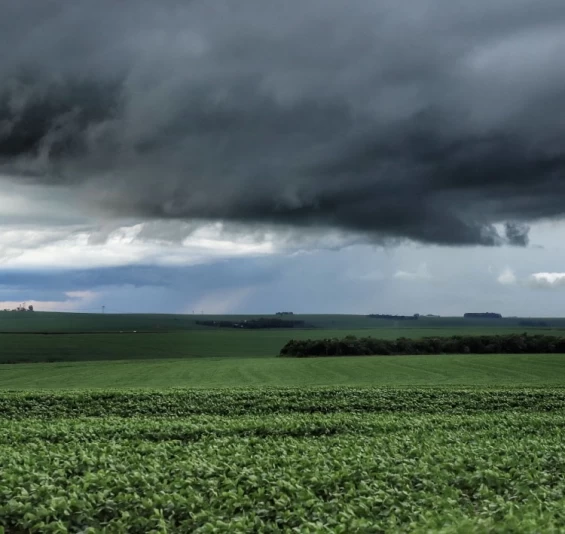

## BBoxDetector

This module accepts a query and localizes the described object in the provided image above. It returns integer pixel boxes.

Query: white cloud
[494,268,565,289]
[0,179,281,269]
[497,267,517,285]
[394,262,431,281]
[0,222,275,270]
[528,272,565,288]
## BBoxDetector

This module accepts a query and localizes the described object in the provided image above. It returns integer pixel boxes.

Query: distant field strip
[1,353,564,389]
[3,328,565,364]
[1,388,565,532]
[2,311,565,333]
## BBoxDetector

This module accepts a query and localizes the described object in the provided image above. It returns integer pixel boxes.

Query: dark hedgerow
[279,333,565,357]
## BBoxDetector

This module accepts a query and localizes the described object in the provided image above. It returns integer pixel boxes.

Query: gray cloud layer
[2,0,565,245]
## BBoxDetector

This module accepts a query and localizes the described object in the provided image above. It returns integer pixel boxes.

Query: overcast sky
[2,0,565,316]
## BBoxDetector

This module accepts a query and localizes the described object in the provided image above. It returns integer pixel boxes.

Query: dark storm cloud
[504,222,530,247]
[2,0,565,245]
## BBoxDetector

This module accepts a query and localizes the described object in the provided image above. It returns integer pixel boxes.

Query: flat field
[2,387,565,532]
[2,313,565,532]
[1,353,564,389]
[2,313,565,388]
[2,310,565,333]
[2,327,565,364]
[0,311,423,332]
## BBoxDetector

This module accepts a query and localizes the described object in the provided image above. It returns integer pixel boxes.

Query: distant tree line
[197,318,305,329]
[367,314,419,321]
[279,333,565,357]
[2,304,33,313]
[276,312,294,316]
[464,312,502,319]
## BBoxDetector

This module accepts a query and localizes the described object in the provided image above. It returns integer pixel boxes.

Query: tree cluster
[197,318,305,329]
[279,333,565,357]
[463,312,502,319]
[367,314,419,321]
[2,304,33,312]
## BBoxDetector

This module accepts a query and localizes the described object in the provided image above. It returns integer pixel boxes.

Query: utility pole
[102,305,105,314]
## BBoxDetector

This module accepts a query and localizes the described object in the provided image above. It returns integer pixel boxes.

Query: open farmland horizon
[2,325,565,365]
[2,310,565,333]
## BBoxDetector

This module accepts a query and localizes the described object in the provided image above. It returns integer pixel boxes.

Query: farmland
[1,353,565,389]
[2,312,565,367]
[3,310,565,333]
[3,328,565,365]
[2,312,565,531]
[2,388,565,532]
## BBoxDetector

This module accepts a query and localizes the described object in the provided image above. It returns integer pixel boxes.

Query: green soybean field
[2,387,565,533]
[1,353,565,389]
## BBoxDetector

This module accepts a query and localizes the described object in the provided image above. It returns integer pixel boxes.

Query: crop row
[2,386,565,418]
[2,412,565,444]
[1,412,565,532]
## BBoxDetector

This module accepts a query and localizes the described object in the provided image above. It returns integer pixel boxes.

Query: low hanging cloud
[495,269,565,289]
[3,1,565,246]
[0,221,275,270]
[497,267,517,285]
[394,263,432,281]
[528,272,565,288]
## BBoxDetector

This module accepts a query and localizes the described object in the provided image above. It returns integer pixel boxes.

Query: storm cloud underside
[2,1,565,246]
